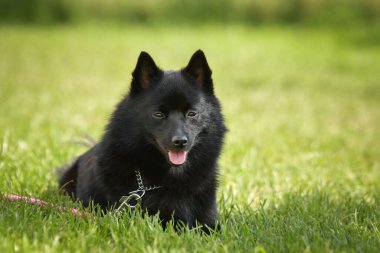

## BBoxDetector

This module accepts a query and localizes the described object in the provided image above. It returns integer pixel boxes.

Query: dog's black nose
[172,136,188,147]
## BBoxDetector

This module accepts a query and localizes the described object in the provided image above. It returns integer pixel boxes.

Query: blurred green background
[1,0,380,26]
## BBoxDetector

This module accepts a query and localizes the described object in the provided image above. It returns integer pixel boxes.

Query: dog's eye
[152,112,165,119]
[186,111,197,118]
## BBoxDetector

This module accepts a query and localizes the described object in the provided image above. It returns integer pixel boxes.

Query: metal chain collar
[116,170,163,211]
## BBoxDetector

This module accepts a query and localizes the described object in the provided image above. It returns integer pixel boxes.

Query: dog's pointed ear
[131,51,161,94]
[183,50,213,93]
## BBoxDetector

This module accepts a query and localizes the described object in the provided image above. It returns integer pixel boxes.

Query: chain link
[135,170,144,190]
[131,170,163,193]
[117,169,163,211]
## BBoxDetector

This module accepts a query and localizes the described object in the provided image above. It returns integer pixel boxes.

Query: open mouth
[168,150,187,166]
[154,139,188,166]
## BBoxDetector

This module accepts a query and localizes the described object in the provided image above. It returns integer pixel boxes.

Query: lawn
[0,24,379,252]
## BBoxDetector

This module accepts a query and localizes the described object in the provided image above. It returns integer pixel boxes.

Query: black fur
[59,50,226,232]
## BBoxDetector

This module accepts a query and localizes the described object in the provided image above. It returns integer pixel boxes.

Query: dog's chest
[141,190,196,221]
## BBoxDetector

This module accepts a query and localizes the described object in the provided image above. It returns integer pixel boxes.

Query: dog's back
[58,160,78,197]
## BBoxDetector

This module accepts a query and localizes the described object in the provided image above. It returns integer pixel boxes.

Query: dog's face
[129,50,215,167]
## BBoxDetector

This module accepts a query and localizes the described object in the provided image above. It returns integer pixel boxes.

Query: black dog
[59,50,226,232]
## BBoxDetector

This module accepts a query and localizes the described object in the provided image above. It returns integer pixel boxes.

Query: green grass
[0,24,379,252]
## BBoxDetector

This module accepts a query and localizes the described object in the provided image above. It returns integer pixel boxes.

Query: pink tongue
[168,151,187,165]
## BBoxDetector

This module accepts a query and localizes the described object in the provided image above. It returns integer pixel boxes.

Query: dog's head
[127,50,218,167]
